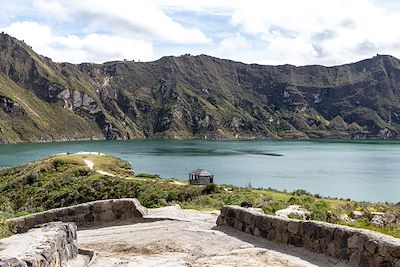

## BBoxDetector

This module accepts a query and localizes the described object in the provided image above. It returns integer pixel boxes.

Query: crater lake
[0,140,399,203]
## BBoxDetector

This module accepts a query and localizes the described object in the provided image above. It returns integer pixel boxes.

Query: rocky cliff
[1,33,400,143]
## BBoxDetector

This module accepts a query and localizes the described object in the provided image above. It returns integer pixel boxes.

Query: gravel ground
[78,206,348,267]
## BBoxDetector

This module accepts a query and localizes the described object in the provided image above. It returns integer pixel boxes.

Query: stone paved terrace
[3,201,400,266]
[77,205,348,266]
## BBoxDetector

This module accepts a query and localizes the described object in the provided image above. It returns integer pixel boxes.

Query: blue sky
[1,0,400,66]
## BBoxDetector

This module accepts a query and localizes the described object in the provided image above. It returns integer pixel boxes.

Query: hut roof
[189,169,212,176]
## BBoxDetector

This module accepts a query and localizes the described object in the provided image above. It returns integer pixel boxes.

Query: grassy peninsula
[0,153,399,238]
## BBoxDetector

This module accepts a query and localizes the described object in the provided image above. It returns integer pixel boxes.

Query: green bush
[306,201,331,221]
[135,173,161,179]
[52,159,66,171]
[202,183,220,194]
[260,200,287,214]
[0,217,12,238]
[292,189,312,196]
[0,196,14,214]
[27,171,39,184]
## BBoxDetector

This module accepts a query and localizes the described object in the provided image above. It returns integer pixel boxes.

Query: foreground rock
[275,205,311,220]
[0,222,77,267]
[350,210,365,219]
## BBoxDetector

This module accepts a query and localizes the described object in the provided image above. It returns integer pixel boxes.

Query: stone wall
[217,206,400,267]
[7,198,147,233]
[0,222,77,267]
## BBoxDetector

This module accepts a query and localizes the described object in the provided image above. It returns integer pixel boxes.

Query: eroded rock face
[56,88,101,114]
[0,96,25,116]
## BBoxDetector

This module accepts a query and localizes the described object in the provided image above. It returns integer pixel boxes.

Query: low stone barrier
[0,222,77,267]
[7,198,147,233]
[217,206,400,267]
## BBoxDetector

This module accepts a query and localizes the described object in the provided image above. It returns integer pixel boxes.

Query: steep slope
[1,33,400,143]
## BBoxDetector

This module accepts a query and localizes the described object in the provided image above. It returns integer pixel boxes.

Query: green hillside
[0,154,399,238]
[1,33,400,142]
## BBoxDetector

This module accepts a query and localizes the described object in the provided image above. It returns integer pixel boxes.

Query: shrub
[52,159,66,171]
[135,173,161,179]
[27,171,39,184]
[307,201,330,221]
[292,189,312,196]
[0,216,12,238]
[260,200,287,214]
[74,167,91,177]
[288,213,304,220]
[0,196,14,214]
[142,193,165,208]
[202,183,219,194]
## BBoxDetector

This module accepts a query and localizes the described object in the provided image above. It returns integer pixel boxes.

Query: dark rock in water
[1,33,400,143]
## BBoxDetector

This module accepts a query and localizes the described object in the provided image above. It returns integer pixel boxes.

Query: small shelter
[189,169,214,185]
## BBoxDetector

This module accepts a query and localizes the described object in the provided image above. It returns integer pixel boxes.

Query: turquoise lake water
[0,140,399,203]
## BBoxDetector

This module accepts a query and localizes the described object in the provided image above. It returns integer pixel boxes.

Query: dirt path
[83,159,116,177]
[78,206,347,267]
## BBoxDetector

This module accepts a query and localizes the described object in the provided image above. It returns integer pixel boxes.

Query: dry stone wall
[217,206,400,267]
[7,198,147,233]
[0,222,77,267]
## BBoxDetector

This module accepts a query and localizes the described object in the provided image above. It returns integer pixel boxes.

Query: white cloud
[2,21,154,63]
[32,0,211,45]
[225,0,400,65]
[3,21,54,50]
[80,0,211,44]
[55,34,153,63]
[2,0,400,65]
[155,0,400,65]
[34,0,68,21]
[215,33,254,62]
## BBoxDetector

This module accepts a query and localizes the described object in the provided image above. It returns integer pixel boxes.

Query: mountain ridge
[1,33,400,143]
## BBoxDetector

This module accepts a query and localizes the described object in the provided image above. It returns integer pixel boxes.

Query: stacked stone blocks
[7,198,148,233]
[0,222,77,267]
[217,206,400,267]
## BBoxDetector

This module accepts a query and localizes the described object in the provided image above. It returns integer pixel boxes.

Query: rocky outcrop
[55,88,101,115]
[0,96,25,116]
[217,206,400,267]
[7,198,148,233]
[0,222,77,267]
[351,210,365,219]
[275,205,311,220]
